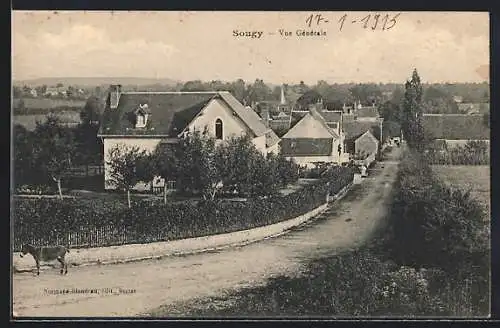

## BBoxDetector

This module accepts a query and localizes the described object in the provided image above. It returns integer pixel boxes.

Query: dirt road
[12,148,401,318]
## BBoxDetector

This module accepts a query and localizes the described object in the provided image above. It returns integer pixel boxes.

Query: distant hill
[13,77,180,88]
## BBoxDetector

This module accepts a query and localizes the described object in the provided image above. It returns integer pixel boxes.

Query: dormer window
[135,103,150,128]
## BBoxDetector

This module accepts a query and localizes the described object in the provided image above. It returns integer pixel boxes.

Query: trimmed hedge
[12,167,354,251]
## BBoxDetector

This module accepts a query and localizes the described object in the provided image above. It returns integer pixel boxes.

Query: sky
[12,11,490,84]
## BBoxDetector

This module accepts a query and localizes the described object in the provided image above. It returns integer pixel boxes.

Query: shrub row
[13,167,354,251]
[424,149,489,165]
[424,141,489,165]
[387,150,489,274]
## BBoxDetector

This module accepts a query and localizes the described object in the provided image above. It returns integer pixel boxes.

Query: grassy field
[13,112,81,131]
[13,98,86,109]
[432,165,490,217]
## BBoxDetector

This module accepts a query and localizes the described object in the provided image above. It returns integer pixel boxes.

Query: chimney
[109,84,122,109]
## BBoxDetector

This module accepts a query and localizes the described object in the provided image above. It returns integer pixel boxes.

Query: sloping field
[432,165,490,218]
[13,112,81,131]
[13,98,86,109]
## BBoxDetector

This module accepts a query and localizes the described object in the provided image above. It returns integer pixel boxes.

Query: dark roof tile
[98,91,271,138]
[99,92,216,136]
[319,110,342,123]
[342,121,379,140]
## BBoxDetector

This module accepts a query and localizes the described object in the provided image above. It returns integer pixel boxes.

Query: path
[12,147,402,318]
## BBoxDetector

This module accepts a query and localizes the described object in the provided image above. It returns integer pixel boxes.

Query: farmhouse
[280,105,348,168]
[98,85,280,190]
[421,113,490,149]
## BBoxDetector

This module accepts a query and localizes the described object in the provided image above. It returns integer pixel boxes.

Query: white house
[98,85,280,190]
[280,106,348,168]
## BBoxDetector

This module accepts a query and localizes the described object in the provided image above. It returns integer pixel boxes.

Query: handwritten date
[305,13,401,31]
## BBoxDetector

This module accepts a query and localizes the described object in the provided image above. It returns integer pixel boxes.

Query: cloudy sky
[12,11,489,84]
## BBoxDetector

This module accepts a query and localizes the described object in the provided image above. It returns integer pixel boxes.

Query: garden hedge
[12,167,354,251]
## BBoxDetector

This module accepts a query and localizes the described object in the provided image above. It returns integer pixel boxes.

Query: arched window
[215,119,223,140]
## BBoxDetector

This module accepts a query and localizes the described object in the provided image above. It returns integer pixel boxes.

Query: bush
[13,167,354,251]
[388,150,489,273]
[175,249,453,317]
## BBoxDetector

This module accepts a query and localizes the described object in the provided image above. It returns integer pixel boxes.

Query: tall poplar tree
[401,69,426,151]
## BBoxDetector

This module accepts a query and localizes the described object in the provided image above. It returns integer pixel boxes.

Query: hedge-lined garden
[12,166,354,251]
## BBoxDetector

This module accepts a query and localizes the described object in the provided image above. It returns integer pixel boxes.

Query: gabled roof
[98,91,270,138]
[342,121,379,141]
[282,108,339,140]
[421,114,490,140]
[357,130,379,144]
[309,108,340,139]
[265,130,281,148]
[217,91,269,137]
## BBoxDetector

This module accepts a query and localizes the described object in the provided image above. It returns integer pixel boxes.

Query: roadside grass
[431,165,490,217]
[150,219,488,318]
[149,151,490,319]
[149,181,396,319]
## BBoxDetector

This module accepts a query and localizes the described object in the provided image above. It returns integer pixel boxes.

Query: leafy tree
[80,96,103,126]
[379,101,400,122]
[390,87,405,105]
[229,79,247,103]
[176,129,222,200]
[151,143,180,203]
[401,69,425,151]
[246,79,273,104]
[74,96,104,167]
[216,134,261,196]
[106,144,155,208]
[296,90,323,110]
[313,81,353,110]
[296,81,310,94]
[423,86,459,114]
[13,124,38,187]
[181,80,209,92]
[349,83,383,105]
[32,115,76,199]
[270,151,299,187]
